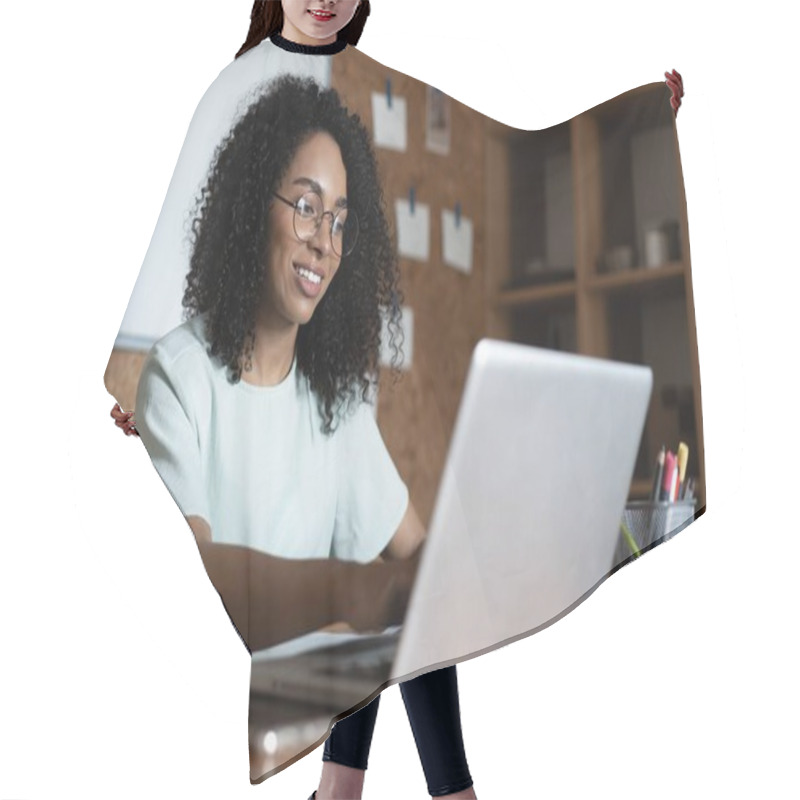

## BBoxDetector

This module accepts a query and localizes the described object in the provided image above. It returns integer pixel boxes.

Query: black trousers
[322,665,473,797]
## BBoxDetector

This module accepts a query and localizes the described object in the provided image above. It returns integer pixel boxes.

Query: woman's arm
[127,354,417,652]
[186,516,418,652]
[380,501,426,561]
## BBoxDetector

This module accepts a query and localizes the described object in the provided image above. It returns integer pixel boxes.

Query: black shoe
[307,793,316,800]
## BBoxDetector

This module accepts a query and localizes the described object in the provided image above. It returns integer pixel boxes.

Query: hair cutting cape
[105,33,705,783]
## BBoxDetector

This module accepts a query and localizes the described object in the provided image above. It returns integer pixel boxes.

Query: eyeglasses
[272,190,359,258]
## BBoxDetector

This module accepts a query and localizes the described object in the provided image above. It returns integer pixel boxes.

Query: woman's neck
[280,20,337,47]
[242,320,298,387]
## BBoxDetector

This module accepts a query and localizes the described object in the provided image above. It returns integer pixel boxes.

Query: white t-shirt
[135,315,409,563]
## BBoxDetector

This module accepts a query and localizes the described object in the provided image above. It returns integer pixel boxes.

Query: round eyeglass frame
[272,190,358,258]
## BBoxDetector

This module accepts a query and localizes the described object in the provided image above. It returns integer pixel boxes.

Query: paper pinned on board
[380,305,414,372]
[425,86,451,155]
[441,208,474,274]
[395,198,430,262]
[371,91,407,151]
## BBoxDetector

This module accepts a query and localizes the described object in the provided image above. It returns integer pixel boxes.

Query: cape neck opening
[269,32,348,55]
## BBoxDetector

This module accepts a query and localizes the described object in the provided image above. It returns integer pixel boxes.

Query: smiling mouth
[308,9,335,22]
[294,262,324,285]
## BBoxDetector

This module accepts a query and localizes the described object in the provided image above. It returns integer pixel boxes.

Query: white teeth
[297,267,322,284]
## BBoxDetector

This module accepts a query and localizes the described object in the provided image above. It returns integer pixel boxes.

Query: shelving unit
[484,83,705,507]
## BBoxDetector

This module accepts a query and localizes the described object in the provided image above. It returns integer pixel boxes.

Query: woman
[134,70,417,632]
[126,72,477,799]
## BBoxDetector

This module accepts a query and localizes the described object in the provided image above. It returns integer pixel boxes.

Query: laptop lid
[392,339,653,678]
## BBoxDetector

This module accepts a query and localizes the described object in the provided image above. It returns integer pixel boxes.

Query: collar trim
[269,32,348,55]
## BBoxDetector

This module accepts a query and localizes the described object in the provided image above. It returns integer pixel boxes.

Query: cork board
[332,48,488,527]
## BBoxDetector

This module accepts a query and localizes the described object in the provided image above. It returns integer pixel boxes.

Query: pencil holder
[613,499,697,566]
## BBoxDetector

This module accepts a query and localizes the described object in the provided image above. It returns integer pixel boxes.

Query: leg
[315,695,381,800]
[400,666,476,798]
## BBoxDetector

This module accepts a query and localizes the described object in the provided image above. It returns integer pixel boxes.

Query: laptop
[250,339,652,708]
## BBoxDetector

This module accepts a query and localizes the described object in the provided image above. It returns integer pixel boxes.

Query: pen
[620,520,640,558]
[677,442,689,500]
[670,460,680,501]
[661,450,677,502]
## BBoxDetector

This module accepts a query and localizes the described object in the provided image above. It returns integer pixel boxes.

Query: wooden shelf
[587,262,685,293]
[484,84,705,511]
[495,280,576,308]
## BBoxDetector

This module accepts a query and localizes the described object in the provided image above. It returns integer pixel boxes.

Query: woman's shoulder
[135,318,214,415]
[146,316,212,377]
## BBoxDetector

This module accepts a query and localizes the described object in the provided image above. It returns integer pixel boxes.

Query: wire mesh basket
[613,499,697,567]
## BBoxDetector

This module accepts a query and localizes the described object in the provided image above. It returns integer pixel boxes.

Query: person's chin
[299,23,336,42]
[292,303,317,327]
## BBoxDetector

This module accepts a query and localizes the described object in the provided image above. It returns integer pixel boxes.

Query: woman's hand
[110,403,139,436]
[192,534,422,651]
[665,68,684,116]
[340,552,421,634]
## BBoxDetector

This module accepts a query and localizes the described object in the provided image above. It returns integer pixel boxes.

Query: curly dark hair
[183,74,404,435]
